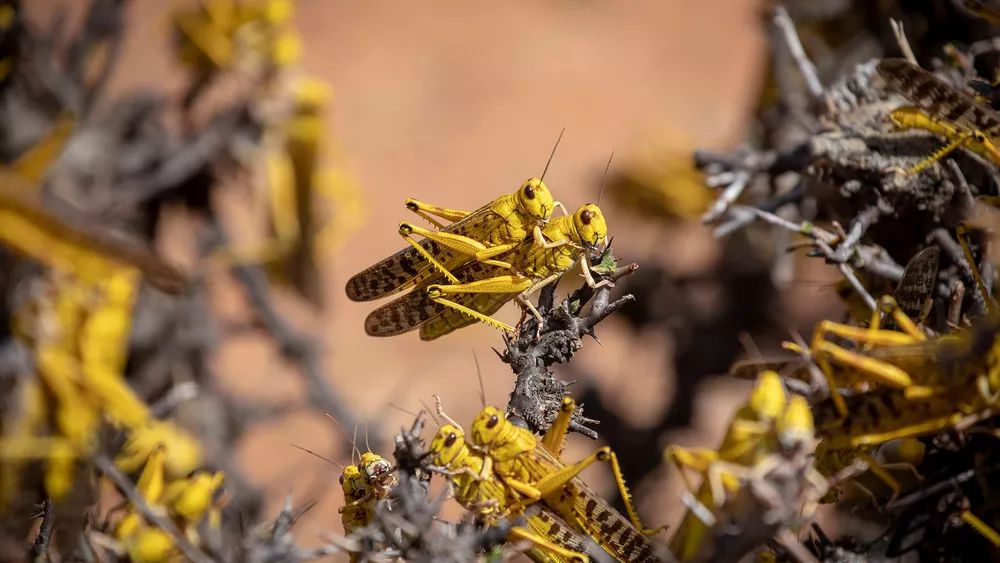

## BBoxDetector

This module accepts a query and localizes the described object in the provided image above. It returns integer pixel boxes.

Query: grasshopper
[346,175,560,303]
[364,203,608,340]
[466,399,661,563]
[428,406,612,563]
[877,58,1000,174]
[339,451,397,536]
[666,371,788,562]
[801,313,1000,503]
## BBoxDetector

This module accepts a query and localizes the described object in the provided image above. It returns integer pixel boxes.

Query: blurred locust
[112,447,225,561]
[364,203,608,340]
[466,397,662,563]
[666,371,788,562]
[337,451,397,562]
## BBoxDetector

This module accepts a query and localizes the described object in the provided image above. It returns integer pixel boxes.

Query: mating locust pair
[345,148,611,340]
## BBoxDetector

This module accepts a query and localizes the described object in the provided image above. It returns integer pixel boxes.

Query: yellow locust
[428,413,599,563]
[337,451,397,562]
[665,371,788,562]
[364,203,608,340]
[467,398,662,563]
[346,176,559,303]
[878,58,1000,174]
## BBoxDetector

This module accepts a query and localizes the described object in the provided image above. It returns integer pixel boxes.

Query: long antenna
[433,394,463,430]
[364,424,371,455]
[325,413,361,465]
[420,399,442,427]
[351,426,359,465]
[540,128,566,183]
[388,403,420,418]
[473,350,486,408]
[597,150,614,206]
[290,444,345,470]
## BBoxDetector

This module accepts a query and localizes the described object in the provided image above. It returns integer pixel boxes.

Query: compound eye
[339,475,346,485]
[487,414,499,429]
[524,184,536,199]
[580,209,592,225]
[444,432,457,447]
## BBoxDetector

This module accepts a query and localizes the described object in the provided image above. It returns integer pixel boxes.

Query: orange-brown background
[29,0,825,557]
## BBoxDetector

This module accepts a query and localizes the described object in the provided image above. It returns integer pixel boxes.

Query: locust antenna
[473,350,486,408]
[597,150,614,206]
[290,444,345,470]
[389,403,420,418]
[419,399,442,427]
[325,413,361,465]
[364,424,371,455]
[433,394,463,431]
[540,128,566,183]
[351,426,360,465]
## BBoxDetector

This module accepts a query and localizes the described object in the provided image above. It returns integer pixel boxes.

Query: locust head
[515,178,556,223]
[572,204,608,250]
[359,451,396,496]
[749,370,787,422]
[470,406,508,448]
[430,424,468,467]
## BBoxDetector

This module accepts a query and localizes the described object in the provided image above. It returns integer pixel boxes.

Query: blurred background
[11,0,865,557]
[92,0,783,546]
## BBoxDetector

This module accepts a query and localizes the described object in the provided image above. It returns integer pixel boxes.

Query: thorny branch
[500,250,638,437]
[207,221,374,451]
[29,497,54,561]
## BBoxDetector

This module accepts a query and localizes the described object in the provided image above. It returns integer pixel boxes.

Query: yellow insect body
[890,107,1000,171]
[469,402,660,563]
[346,177,557,303]
[364,204,607,340]
[429,423,591,563]
[667,371,787,562]
[338,451,396,538]
[878,58,1000,174]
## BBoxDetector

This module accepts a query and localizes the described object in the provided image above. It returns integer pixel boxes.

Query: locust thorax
[515,177,555,223]
[470,406,533,458]
[339,465,369,501]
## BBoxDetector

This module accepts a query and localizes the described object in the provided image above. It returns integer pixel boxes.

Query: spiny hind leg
[427,275,534,333]
[507,526,589,562]
[404,198,471,228]
[869,295,926,340]
[511,447,614,508]
[957,222,997,314]
[960,510,1000,547]
[605,447,668,535]
[906,129,977,175]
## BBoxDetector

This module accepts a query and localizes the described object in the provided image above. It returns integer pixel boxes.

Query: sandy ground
[43,0,780,557]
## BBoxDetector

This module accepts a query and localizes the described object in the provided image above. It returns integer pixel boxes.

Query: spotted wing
[525,509,592,562]
[532,447,659,563]
[346,204,502,301]
[363,258,514,337]
[876,58,1000,137]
